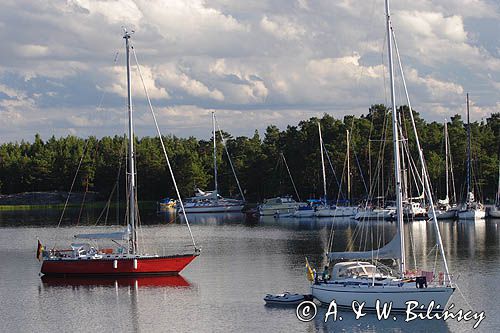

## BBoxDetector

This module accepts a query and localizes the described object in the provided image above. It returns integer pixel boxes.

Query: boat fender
[133,259,138,270]
[113,260,118,269]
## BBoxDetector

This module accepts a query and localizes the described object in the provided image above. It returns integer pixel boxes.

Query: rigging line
[94,181,117,226]
[131,46,198,251]
[214,114,245,201]
[448,130,457,204]
[76,179,89,226]
[53,139,90,248]
[392,29,451,284]
[323,141,344,200]
[94,140,127,226]
[353,146,369,198]
[280,152,301,202]
[96,51,121,115]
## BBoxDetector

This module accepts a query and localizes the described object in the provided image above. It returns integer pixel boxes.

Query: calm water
[0,208,499,332]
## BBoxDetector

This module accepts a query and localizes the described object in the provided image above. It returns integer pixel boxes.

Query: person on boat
[322,265,330,281]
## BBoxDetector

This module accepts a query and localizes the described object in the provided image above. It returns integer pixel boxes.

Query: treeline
[0,105,499,203]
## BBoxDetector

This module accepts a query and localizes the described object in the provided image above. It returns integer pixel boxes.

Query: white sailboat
[488,161,500,218]
[429,120,459,219]
[259,153,304,216]
[182,112,244,213]
[458,94,486,220]
[311,0,454,312]
[316,129,358,217]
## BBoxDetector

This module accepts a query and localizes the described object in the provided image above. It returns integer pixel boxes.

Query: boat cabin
[331,261,378,280]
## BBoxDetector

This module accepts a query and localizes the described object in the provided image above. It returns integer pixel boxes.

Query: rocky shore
[0,191,98,205]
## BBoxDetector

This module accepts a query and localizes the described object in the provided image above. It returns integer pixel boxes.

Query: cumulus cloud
[260,15,306,40]
[0,0,499,142]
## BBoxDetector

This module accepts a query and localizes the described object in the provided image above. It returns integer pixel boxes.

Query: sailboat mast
[385,0,405,275]
[212,111,218,196]
[347,129,351,204]
[445,120,449,201]
[124,30,136,254]
[497,161,500,206]
[319,122,327,202]
[466,93,471,198]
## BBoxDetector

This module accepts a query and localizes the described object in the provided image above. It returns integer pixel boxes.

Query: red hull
[41,254,197,276]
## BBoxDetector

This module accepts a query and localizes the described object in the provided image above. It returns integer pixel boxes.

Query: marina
[0,1,499,332]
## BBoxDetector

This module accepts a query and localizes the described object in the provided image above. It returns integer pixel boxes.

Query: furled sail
[328,231,401,260]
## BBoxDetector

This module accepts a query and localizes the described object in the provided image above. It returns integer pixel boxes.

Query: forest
[0,105,499,205]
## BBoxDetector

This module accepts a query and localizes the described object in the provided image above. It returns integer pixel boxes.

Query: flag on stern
[36,240,44,261]
[305,257,314,282]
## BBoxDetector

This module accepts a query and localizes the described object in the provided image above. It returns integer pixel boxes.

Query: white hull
[458,209,486,220]
[428,208,457,220]
[316,206,358,217]
[293,209,316,218]
[183,204,243,213]
[311,282,454,312]
[258,197,301,216]
[259,207,297,216]
[489,207,500,218]
[355,208,394,220]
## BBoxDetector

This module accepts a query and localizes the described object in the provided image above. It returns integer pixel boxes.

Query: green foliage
[0,108,499,202]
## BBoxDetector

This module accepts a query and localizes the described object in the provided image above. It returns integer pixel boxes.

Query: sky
[0,0,499,142]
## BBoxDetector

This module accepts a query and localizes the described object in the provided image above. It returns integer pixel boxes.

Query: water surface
[0,209,498,332]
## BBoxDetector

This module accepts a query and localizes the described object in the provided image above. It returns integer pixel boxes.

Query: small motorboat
[263,292,310,306]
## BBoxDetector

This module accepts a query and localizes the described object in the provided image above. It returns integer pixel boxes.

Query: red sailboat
[40,30,200,276]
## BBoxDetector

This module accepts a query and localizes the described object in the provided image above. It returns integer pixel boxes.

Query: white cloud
[0,0,499,142]
[157,64,224,101]
[70,0,143,25]
[260,15,306,41]
[100,65,169,100]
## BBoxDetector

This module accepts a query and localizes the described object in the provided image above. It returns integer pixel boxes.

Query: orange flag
[36,240,44,261]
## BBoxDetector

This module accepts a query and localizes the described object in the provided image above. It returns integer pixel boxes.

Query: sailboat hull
[457,209,485,220]
[428,208,457,220]
[489,207,500,218]
[355,208,395,220]
[311,283,454,312]
[41,254,197,276]
[316,207,358,217]
[183,204,243,213]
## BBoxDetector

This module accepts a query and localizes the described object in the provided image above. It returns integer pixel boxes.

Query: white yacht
[488,162,500,218]
[181,112,245,214]
[311,0,454,312]
[183,189,244,213]
[428,120,458,220]
[457,94,485,220]
[258,196,301,216]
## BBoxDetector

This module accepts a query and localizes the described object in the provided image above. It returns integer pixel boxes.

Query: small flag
[36,240,44,261]
[305,257,314,282]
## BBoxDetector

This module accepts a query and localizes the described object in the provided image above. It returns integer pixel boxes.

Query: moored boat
[264,292,308,306]
[182,189,244,213]
[428,120,458,220]
[488,162,500,218]
[457,94,485,220]
[39,30,200,276]
[258,196,301,216]
[311,0,454,312]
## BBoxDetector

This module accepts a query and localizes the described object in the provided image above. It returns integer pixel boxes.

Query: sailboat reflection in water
[41,275,191,288]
